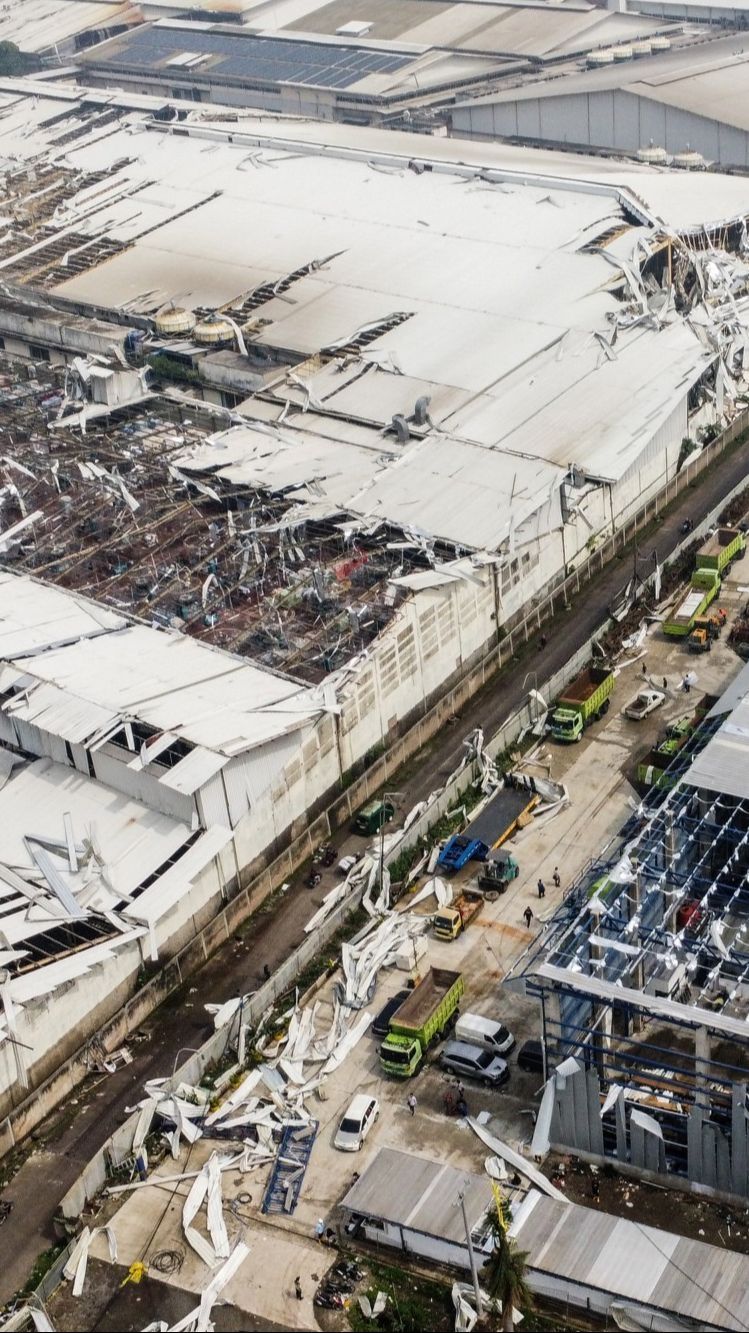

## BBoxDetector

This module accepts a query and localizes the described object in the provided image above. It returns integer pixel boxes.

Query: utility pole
[458,1188,483,1316]
[379,790,403,900]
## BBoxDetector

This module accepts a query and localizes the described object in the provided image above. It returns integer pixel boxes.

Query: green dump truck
[696,527,746,577]
[549,666,615,742]
[379,967,463,1077]
[664,568,721,637]
[637,749,680,792]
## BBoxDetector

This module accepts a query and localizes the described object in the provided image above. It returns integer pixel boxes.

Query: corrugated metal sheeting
[341,1147,493,1242]
[512,1189,749,1330]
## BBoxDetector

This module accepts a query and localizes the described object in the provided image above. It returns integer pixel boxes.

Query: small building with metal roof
[340,1146,494,1267]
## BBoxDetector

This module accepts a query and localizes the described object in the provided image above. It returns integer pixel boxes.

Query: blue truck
[437,835,488,874]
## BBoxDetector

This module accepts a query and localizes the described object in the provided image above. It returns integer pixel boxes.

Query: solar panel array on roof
[88,24,413,89]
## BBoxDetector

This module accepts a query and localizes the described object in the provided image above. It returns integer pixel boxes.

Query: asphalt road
[0,435,747,1305]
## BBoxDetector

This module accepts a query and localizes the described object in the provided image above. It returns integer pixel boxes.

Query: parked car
[372,989,411,1037]
[439,1040,509,1088]
[353,798,395,837]
[333,1095,380,1152]
[455,1013,515,1056]
[623,688,665,721]
[517,1039,544,1074]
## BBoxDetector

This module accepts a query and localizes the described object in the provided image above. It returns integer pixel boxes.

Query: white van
[454,1012,515,1056]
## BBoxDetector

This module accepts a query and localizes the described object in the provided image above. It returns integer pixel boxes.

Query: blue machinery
[261,1120,319,1214]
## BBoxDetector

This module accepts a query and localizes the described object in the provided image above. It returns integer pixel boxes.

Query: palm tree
[482,1210,533,1332]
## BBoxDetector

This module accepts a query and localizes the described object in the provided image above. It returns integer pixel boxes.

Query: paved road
[0,436,746,1304]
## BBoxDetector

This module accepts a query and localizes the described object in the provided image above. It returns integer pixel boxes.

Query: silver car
[439,1040,510,1087]
[333,1094,380,1151]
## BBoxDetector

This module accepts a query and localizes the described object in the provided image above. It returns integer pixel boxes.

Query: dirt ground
[543,1152,749,1252]
[48,1258,285,1332]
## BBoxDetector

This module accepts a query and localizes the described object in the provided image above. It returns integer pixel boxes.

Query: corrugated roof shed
[512,1190,749,1331]
[341,1146,493,1242]
[686,689,749,800]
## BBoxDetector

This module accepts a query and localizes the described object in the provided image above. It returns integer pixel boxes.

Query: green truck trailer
[696,527,746,576]
[549,666,615,742]
[379,967,463,1077]
[664,567,721,637]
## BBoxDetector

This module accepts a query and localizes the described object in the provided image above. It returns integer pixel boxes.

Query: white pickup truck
[624,688,665,721]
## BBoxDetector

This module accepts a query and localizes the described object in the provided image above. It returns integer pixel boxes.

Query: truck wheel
[484,890,500,902]
[483,1077,494,1088]
[601,699,610,716]
[726,564,733,576]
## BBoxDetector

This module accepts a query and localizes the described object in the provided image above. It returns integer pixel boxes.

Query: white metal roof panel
[686,694,749,801]
[0,573,125,659]
[512,1190,749,1331]
[159,746,228,794]
[123,824,233,924]
[0,757,194,907]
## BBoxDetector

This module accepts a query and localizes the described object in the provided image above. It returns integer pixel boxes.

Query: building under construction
[511,665,749,1200]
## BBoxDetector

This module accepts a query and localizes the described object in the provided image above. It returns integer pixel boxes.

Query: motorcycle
[305,869,322,889]
[680,518,694,535]
[317,842,337,867]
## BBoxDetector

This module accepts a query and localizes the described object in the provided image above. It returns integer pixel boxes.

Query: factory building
[451,34,749,168]
[0,83,749,1125]
[75,3,687,124]
[511,664,749,1201]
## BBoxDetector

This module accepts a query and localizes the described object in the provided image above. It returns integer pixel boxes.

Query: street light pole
[458,1188,483,1316]
[379,790,403,901]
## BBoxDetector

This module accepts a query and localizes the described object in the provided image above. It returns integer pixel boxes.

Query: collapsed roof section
[0,89,746,592]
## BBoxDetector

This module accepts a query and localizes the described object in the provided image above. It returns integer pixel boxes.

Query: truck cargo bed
[557,666,611,703]
[392,967,460,1030]
[465,787,536,848]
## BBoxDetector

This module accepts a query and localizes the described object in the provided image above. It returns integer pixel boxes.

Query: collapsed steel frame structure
[511,691,749,1196]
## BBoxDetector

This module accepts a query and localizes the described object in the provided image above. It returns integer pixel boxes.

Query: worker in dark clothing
[590,1174,600,1201]
[263,964,271,981]
[641,662,647,675]
[663,678,668,692]
[523,905,533,929]
[294,1277,303,1301]
[537,878,546,899]
[552,867,561,888]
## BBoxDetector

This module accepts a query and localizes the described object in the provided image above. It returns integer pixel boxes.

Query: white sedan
[333,1095,380,1152]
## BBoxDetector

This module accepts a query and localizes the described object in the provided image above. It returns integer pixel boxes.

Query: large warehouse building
[451,34,749,168]
[0,81,749,1122]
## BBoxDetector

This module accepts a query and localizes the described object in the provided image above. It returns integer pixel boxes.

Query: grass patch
[347,1260,452,1332]
[17,1240,67,1300]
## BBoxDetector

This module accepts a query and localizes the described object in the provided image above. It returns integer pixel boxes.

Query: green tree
[482,1210,533,1332]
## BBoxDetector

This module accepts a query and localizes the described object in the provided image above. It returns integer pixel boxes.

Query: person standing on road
[523,905,533,929]
[315,1218,325,1242]
[537,878,546,899]
[552,867,561,888]
[294,1277,303,1301]
[663,677,668,692]
[407,1093,417,1117]
[641,662,647,676]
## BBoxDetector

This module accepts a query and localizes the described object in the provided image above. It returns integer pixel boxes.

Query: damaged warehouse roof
[0,86,745,564]
[0,0,142,56]
[0,574,325,756]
